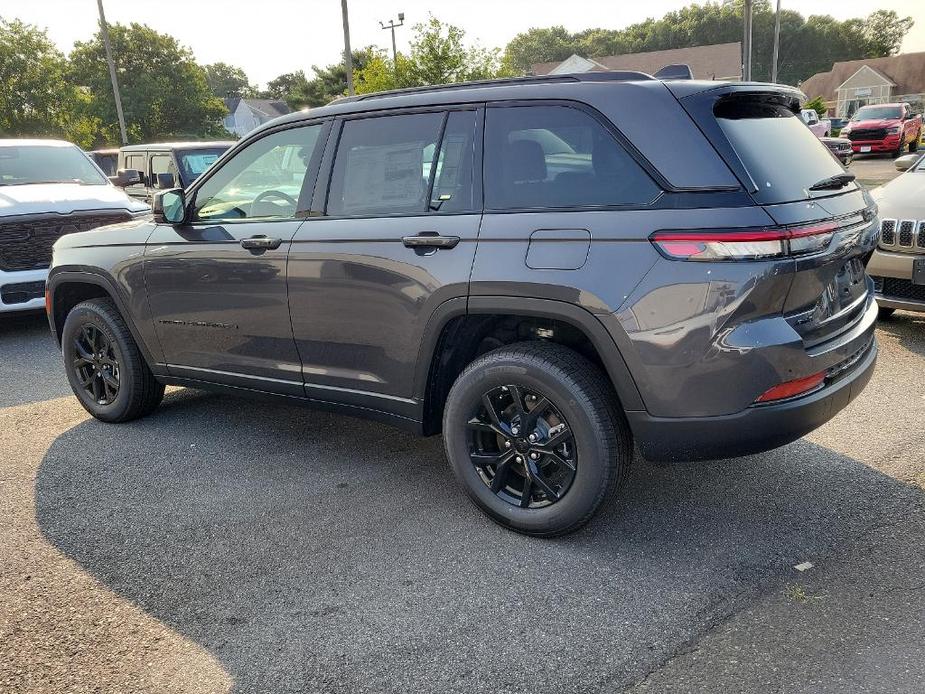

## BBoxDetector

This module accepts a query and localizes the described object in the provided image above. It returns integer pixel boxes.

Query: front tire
[442,342,632,537]
[62,298,164,422]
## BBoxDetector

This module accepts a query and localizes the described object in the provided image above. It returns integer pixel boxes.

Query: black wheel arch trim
[413,295,645,414]
[46,266,164,372]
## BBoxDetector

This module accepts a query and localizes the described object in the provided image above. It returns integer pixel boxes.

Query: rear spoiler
[654,64,693,80]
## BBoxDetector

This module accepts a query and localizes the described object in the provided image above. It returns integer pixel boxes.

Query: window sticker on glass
[342,143,428,211]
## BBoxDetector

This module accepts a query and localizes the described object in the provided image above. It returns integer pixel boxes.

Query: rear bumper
[628,294,879,462]
[629,336,877,462]
[0,268,48,314]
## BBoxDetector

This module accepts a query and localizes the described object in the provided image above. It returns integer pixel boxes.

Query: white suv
[0,139,149,314]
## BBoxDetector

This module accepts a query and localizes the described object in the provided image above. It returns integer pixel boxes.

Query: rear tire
[442,341,632,537]
[878,307,896,320]
[62,298,164,422]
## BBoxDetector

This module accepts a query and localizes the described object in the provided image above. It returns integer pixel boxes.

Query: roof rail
[340,70,655,103]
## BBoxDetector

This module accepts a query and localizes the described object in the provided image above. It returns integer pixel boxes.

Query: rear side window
[715,97,853,204]
[327,112,444,217]
[484,105,660,210]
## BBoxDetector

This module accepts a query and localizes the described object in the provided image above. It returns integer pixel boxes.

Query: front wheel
[62,298,164,422]
[442,342,632,537]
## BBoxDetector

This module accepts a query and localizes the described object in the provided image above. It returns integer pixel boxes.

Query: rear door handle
[241,235,282,251]
[401,232,460,250]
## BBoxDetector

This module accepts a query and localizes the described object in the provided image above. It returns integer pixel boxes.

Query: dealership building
[800,52,925,118]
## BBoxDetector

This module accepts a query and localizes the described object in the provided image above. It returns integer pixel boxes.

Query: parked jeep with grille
[0,139,149,313]
[47,74,880,536]
[868,152,925,316]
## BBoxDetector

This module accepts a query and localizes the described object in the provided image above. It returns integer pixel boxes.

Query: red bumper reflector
[44,288,52,315]
[755,371,826,403]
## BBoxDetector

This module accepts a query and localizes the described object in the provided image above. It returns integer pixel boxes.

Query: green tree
[503,26,575,74]
[804,96,828,117]
[263,70,310,101]
[501,3,913,86]
[0,18,97,147]
[862,10,914,57]
[354,16,511,94]
[69,23,228,143]
[264,49,378,108]
[204,62,256,99]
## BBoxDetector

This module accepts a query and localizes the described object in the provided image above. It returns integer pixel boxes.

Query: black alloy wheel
[468,384,577,509]
[72,324,121,405]
[443,341,632,537]
[61,298,164,422]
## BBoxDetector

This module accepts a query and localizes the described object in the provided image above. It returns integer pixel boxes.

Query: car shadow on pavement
[0,311,70,408]
[34,388,925,694]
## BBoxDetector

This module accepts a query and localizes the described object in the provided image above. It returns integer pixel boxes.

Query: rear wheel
[878,307,896,320]
[442,342,632,537]
[62,298,164,422]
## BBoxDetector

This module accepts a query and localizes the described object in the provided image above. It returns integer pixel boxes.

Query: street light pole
[96,0,127,144]
[341,0,354,95]
[771,0,782,84]
[379,13,405,65]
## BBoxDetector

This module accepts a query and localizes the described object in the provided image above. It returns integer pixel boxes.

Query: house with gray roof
[223,98,292,138]
[531,42,742,81]
[799,52,925,119]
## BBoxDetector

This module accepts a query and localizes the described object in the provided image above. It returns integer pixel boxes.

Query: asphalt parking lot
[1,306,923,694]
[850,154,908,188]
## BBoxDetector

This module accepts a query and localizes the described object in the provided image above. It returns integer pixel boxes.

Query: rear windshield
[851,106,902,121]
[177,147,229,184]
[0,144,107,186]
[715,98,852,204]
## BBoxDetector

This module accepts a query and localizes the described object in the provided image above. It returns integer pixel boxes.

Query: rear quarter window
[715,97,853,204]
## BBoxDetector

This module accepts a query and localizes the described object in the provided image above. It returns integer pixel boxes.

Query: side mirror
[894,153,921,172]
[155,172,177,189]
[109,168,142,187]
[153,188,187,224]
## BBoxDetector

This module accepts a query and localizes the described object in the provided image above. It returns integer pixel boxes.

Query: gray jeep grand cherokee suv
[47,73,879,536]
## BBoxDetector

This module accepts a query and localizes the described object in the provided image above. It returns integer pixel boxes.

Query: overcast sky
[6,0,924,86]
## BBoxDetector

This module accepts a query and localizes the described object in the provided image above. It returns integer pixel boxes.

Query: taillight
[754,371,826,404]
[651,223,836,261]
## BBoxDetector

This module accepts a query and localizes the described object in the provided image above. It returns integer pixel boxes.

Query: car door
[288,107,483,412]
[144,121,329,394]
[123,151,148,201]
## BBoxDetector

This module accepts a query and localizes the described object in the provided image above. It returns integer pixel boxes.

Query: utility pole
[379,13,405,65]
[96,0,127,144]
[771,0,782,83]
[341,0,354,95]
[742,0,754,81]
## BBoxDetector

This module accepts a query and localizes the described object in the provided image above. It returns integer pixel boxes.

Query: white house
[223,98,292,138]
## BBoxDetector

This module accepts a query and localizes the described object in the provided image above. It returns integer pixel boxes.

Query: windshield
[851,106,902,121]
[715,97,852,204]
[177,147,229,185]
[0,144,107,186]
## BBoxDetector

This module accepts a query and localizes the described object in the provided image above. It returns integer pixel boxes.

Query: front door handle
[241,235,282,252]
[402,232,460,250]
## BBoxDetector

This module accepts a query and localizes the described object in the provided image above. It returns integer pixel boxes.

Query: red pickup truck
[840,103,922,156]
